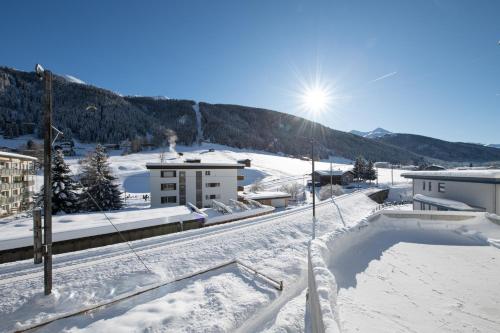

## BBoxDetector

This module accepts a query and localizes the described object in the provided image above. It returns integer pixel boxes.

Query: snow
[193,102,202,144]
[402,169,500,180]
[62,75,86,85]
[242,191,291,200]
[0,191,377,333]
[413,193,478,211]
[308,210,500,333]
[0,206,202,251]
[0,151,37,161]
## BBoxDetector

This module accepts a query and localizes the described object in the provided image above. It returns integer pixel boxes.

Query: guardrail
[371,200,412,213]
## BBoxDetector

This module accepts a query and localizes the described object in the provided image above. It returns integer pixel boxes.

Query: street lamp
[301,85,330,239]
[35,63,53,295]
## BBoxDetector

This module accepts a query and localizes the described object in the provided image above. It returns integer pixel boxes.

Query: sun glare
[302,87,329,112]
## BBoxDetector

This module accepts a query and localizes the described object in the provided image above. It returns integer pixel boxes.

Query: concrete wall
[412,179,497,213]
[149,168,238,208]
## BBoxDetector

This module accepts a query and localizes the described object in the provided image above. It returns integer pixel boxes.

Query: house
[0,152,37,216]
[312,170,354,186]
[424,164,446,171]
[237,159,251,167]
[146,162,245,209]
[402,170,500,213]
[240,191,291,208]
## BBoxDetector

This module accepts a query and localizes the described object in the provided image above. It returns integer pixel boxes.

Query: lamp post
[35,64,53,295]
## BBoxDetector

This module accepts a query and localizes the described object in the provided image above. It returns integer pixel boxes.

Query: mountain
[376,134,500,163]
[350,127,392,139]
[1,66,499,164]
[487,144,500,149]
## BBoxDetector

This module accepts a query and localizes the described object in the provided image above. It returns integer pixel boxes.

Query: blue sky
[2,0,499,143]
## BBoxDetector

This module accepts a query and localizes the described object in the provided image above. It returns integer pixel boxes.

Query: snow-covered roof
[402,169,500,183]
[314,169,352,176]
[242,191,291,200]
[146,162,245,169]
[413,194,480,211]
[0,151,37,161]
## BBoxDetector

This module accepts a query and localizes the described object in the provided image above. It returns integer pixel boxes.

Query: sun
[302,86,330,113]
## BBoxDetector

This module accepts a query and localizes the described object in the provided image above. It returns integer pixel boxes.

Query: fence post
[33,208,42,264]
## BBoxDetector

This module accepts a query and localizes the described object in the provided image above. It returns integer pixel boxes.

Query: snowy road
[0,191,377,332]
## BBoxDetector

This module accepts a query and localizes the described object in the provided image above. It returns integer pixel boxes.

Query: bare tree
[319,185,344,200]
[280,182,305,202]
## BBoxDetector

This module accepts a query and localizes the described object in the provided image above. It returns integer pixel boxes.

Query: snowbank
[307,210,500,333]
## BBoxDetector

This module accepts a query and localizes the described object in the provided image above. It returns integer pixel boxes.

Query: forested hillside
[376,134,500,163]
[3,66,497,164]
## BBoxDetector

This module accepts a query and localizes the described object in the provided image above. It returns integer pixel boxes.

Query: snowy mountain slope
[487,143,500,149]
[349,127,392,139]
[62,74,86,85]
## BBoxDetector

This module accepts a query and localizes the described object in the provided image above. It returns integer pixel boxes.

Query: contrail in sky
[371,71,397,83]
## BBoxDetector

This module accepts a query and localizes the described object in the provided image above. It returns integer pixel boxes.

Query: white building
[0,152,37,216]
[146,162,245,209]
[402,170,500,213]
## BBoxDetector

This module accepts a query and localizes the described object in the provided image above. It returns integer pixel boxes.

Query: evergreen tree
[364,160,377,183]
[352,156,366,182]
[80,144,123,211]
[35,149,80,214]
[52,149,79,213]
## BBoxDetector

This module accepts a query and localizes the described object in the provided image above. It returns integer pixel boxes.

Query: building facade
[0,152,37,216]
[146,162,245,209]
[312,170,354,186]
[402,170,500,214]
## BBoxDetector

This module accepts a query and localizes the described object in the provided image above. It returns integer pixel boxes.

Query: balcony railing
[0,195,24,205]
[0,168,36,176]
[0,182,25,191]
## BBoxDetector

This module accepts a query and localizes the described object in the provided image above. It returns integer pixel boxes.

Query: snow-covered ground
[308,210,500,333]
[0,191,377,332]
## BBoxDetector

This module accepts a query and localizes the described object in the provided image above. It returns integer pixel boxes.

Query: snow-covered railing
[229,199,250,211]
[211,200,233,214]
[371,200,412,213]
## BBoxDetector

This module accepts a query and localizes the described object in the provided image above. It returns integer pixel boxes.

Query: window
[161,170,176,178]
[428,181,432,191]
[205,171,211,176]
[161,196,177,204]
[422,181,426,190]
[161,183,176,191]
[205,194,220,200]
[438,182,446,193]
[205,182,220,188]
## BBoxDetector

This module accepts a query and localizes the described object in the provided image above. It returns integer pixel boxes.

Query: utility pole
[43,69,53,295]
[330,161,333,197]
[311,126,316,239]
[36,64,53,295]
[391,164,394,186]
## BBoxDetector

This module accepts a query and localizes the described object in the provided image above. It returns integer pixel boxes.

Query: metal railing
[0,168,35,176]
[371,200,412,213]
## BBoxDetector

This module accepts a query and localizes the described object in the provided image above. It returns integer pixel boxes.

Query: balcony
[0,195,23,205]
[0,168,23,177]
[0,182,25,191]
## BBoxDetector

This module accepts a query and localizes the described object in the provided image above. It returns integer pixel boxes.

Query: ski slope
[0,191,377,333]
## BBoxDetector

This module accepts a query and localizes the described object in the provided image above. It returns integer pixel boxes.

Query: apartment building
[402,170,500,213]
[0,152,37,216]
[146,162,245,208]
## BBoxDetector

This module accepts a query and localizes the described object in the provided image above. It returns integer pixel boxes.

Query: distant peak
[350,127,392,139]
